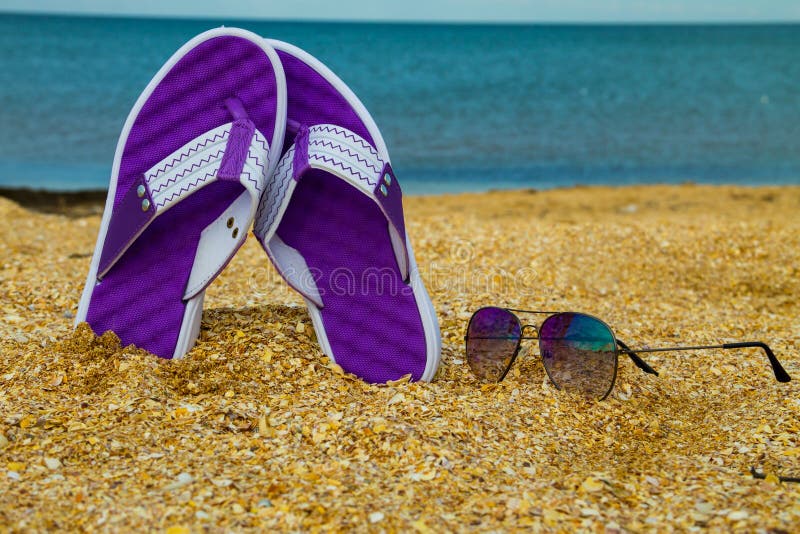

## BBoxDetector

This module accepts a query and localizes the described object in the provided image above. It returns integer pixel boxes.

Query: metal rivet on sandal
[383,174,392,186]
[141,199,150,211]
[380,184,388,196]
[226,217,235,228]
[232,227,239,239]
[136,184,146,198]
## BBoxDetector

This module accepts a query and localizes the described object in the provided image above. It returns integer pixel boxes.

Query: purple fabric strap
[218,98,256,181]
[223,97,247,120]
[292,125,310,180]
[374,163,406,245]
[98,174,155,278]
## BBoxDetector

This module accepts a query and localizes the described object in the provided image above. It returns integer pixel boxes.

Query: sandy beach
[1,184,798,531]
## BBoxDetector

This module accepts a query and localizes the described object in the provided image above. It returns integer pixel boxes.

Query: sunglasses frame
[466,307,623,399]
[465,306,791,400]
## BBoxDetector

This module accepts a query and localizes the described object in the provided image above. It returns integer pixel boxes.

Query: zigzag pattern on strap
[241,171,258,195]
[247,151,266,177]
[256,153,294,229]
[309,153,378,186]
[252,133,270,154]
[146,126,271,210]
[269,146,295,184]
[248,131,270,171]
[242,156,267,195]
[310,125,380,157]
[254,147,295,238]
[148,149,225,195]
[155,169,217,209]
[244,152,267,195]
[309,138,382,173]
[148,130,229,180]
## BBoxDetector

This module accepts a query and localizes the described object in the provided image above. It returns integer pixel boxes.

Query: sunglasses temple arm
[750,466,800,483]
[623,342,791,383]
[616,340,659,376]
[725,342,791,382]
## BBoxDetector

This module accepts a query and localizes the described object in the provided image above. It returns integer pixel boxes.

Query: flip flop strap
[254,124,409,307]
[97,110,270,296]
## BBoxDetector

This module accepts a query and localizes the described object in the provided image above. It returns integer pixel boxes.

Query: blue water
[1,14,799,194]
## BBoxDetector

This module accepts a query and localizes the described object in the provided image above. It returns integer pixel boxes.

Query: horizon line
[2,10,800,26]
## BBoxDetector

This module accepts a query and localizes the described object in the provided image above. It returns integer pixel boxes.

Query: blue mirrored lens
[539,313,617,399]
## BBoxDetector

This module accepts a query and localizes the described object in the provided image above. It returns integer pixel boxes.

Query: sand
[1,184,798,531]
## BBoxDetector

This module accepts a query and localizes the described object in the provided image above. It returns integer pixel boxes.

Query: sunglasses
[465,307,791,400]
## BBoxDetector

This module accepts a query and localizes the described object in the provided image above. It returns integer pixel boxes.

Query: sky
[1,0,798,23]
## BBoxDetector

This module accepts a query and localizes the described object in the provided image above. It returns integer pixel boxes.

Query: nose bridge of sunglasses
[520,324,539,338]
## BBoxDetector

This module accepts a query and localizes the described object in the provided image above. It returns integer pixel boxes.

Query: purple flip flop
[253,40,441,383]
[76,28,286,359]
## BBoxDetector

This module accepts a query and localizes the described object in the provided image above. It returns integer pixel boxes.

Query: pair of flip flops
[75,28,441,383]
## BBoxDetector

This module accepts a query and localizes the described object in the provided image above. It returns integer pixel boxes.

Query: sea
[1,14,799,194]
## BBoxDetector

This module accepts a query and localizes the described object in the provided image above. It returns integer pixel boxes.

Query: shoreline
[2,182,799,217]
[0,187,107,217]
